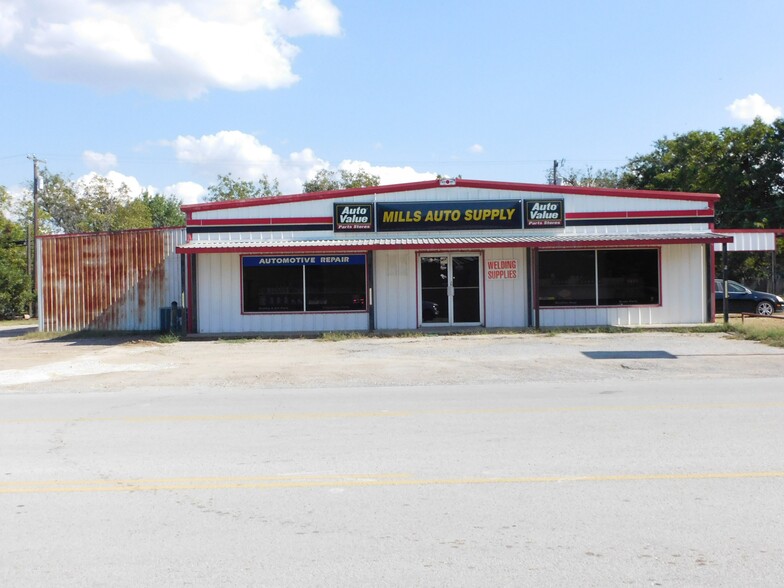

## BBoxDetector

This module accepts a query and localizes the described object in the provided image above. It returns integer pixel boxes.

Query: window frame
[538,247,661,309]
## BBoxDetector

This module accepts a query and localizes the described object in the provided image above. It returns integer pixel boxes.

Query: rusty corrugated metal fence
[36,228,186,332]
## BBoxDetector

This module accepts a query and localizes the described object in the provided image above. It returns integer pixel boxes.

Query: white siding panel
[483,248,527,328]
[374,250,417,330]
[196,253,369,334]
[713,231,775,252]
[539,244,707,327]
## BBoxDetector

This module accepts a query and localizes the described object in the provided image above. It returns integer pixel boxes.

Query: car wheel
[756,301,775,316]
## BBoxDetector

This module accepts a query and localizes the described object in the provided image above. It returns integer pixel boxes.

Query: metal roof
[177,232,733,254]
[181,178,721,213]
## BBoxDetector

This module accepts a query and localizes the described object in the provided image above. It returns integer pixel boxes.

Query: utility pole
[27,154,45,317]
[552,160,559,185]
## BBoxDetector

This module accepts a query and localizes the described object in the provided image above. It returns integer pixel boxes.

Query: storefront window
[305,264,367,311]
[539,249,659,307]
[242,255,367,313]
[597,249,659,306]
[538,250,596,306]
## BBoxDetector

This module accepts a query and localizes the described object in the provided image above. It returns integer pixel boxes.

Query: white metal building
[176,178,732,334]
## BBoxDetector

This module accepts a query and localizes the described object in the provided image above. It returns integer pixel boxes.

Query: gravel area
[2,328,784,391]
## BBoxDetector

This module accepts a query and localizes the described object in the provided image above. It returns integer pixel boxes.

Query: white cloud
[164,181,207,206]
[1,0,341,98]
[82,150,118,173]
[0,3,22,46]
[726,94,782,124]
[169,130,327,193]
[468,144,484,154]
[338,160,438,185]
[166,130,437,194]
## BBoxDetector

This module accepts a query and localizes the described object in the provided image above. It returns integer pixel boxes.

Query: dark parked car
[715,279,784,316]
[422,300,440,321]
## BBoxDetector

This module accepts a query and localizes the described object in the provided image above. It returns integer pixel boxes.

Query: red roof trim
[181,178,720,213]
[188,216,332,227]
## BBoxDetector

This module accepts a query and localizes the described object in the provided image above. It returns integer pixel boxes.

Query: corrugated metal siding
[484,248,527,328]
[539,244,707,327]
[196,253,369,334]
[37,228,185,332]
[713,231,776,252]
[374,250,417,330]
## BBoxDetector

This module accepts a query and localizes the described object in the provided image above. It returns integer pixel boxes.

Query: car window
[728,282,746,293]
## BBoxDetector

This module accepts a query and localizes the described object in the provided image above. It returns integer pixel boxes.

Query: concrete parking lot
[2,329,784,586]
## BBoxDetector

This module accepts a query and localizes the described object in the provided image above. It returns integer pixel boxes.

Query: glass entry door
[419,254,482,326]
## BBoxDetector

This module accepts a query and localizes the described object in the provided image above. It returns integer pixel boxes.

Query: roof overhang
[177,232,733,254]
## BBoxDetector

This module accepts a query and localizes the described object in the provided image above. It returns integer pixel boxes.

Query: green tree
[35,170,83,233]
[302,169,380,193]
[0,213,33,319]
[622,119,784,228]
[0,185,10,209]
[206,173,281,202]
[621,118,784,290]
[139,191,186,227]
[19,171,187,233]
[548,162,624,189]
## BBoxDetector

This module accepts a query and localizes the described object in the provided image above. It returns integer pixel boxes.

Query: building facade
[176,178,731,335]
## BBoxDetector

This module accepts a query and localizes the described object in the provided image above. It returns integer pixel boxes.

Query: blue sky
[1,0,782,205]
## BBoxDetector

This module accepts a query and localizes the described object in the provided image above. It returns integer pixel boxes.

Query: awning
[176,232,733,254]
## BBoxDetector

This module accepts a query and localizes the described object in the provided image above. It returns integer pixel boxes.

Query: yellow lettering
[414,211,422,222]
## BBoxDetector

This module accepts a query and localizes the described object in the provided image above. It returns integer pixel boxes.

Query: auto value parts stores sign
[524,199,564,228]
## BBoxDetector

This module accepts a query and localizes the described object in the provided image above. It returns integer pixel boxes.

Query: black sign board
[333,203,374,232]
[376,200,522,232]
[524,199,565,228]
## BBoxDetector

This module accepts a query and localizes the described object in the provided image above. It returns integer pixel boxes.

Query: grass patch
[17,330,76,341]
[0,318,37,327]
[723,317,784,348]
[317,331,373,342]
[16,329,171,344]
[157,333,181,344]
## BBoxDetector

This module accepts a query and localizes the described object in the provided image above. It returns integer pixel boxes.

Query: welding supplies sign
[524,199,564,228]
[334,203,374,232]
[376,200,522,231]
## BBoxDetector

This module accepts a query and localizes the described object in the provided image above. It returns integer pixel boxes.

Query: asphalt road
[1,332,784,586]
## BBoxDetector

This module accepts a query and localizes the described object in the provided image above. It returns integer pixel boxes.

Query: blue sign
[376,200,522,231]
[242,255,366,267]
